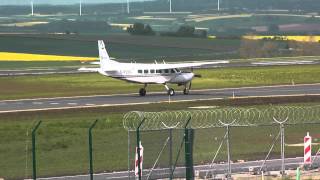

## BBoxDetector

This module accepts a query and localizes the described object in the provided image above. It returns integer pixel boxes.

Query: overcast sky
[0,0,152,5]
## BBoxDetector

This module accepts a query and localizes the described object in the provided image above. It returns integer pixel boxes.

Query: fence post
[89,119,98,180]
[185,128,194,180]
[128,130,131,180]
[32,121,42,180]
[136,117,146,180]
[183,116,193,180]
[226,125,231,180]
[280,123,285,177]
[170,116,191,179]
[218,119,236,180]
[169,128,173,180]
[273,117,288,177]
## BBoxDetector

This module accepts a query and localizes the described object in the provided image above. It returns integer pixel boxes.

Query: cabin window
[144,70,149,74]
[138,70,142,73]
[156,70,161,73]
[161,69,165,74]
[150,69,155,73]
[164,69,169,74]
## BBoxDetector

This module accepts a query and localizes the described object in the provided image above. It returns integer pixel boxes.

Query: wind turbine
[30,0,34,16]
[127,0,130,14]
[79,0,82,16]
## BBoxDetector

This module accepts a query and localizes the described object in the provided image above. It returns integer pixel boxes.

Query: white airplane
[79,40,229,96]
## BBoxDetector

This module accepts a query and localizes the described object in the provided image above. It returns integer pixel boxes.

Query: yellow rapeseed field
[243,35,320,42]
[0,52,97,61]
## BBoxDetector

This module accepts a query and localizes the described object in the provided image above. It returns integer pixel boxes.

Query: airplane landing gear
[139,88,146,96]
[183,82,191,95]
[168,88,175,96]
[183,88,189,95]
[139,84,147,96]
[164,84,175,96]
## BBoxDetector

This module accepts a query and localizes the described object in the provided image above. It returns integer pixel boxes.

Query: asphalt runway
[1,83,320,113]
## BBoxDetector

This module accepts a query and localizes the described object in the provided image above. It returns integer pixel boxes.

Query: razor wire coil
[123,105,320,131]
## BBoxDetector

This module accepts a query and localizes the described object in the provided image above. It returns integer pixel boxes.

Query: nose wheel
[164,84,175,96]
[167,88,175,96]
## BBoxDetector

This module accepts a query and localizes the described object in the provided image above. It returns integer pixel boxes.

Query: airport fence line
[123,105,320,179]
[4,105,320,179]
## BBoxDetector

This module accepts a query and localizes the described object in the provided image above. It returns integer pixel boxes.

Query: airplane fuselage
[98,62,194,84]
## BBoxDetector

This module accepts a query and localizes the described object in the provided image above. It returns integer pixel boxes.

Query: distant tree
[176,25,195,37]
[144,24,155,35]
[288,36,320,56]
[239,36,262,58]
[198,29,207,38]
[261,41,278,57]
[127,22,155,36]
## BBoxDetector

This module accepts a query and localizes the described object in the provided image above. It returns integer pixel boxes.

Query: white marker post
[135,141,144,177]
[304,132,312,164]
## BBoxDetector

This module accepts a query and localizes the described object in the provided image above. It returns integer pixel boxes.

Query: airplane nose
[186,73,194,81]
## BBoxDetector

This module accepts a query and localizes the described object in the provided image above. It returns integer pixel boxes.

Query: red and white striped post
[135,141,144,177]
[304,132,312,164]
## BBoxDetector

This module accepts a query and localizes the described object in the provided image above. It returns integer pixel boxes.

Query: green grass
[0,64,319,100]
[0,34,240,61]
[1,101,320,179]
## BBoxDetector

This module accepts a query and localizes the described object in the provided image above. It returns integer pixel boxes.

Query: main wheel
[167,88,175,96]
[139,88,146,96]
[183,88,189,95]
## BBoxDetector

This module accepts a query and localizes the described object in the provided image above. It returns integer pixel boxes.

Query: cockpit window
[175,68,181,73]
[164,69,169,73]
[150,69,155,73]
[171,69,175,73]
[138,70,142,73]
[144,70,149,74]
[156,70,161,73]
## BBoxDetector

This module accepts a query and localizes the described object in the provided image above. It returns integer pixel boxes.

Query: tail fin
[98,40,117,70]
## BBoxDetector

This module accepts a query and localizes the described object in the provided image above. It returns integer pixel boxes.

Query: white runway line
[86,104,96,106]
[50,102,59,105]
[67,103,78,105]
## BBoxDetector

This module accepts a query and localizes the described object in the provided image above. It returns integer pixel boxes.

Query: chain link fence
[124,105,320,179]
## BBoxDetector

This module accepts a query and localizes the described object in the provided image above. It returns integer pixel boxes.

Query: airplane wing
[152,60,229,69]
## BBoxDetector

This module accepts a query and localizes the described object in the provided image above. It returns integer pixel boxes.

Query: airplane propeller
[191,67,202,78]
